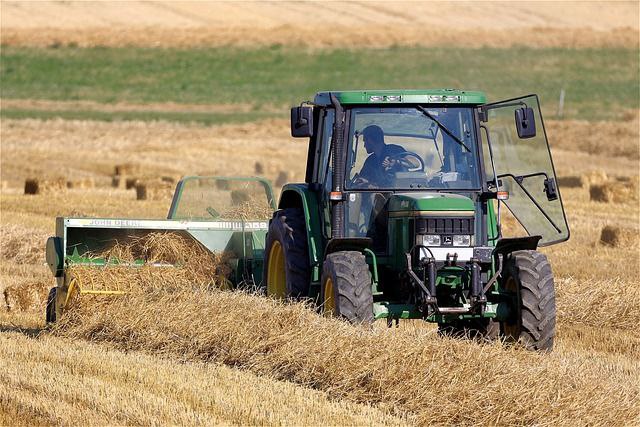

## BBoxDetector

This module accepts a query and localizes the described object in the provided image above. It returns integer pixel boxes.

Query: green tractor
[45,89,568,352]
[264,90,569,351]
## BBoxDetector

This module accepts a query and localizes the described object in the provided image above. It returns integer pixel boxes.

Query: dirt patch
[2,25,638,49]
[2,1,638,48]
[0,99,260,114]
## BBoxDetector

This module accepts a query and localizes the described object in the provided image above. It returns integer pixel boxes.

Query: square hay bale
[111,175,127,189]
[590,180,639,203]
[114,163,142,176]
[275,171,289,187]
[254,161,265,174]
[3,281,50,312]
[557,175,583,188]
[125,177,140,190]
[24,177,66,195]
[599,225,639,248]
[135,180,174,201]
[1,180,8,191]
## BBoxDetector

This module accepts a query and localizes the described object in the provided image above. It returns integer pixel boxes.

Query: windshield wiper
[416,106,472,153]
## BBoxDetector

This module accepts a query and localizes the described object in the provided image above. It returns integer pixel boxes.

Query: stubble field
[1,1,639,425]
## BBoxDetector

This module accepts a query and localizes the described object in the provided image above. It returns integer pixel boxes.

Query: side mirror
[515,107,536,139]
[291,106,314,138]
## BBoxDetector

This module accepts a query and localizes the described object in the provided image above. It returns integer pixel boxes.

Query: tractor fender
[277,184,324,278]
[493,236,542,257]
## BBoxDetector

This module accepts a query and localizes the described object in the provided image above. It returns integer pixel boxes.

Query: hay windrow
[53,287,640,425]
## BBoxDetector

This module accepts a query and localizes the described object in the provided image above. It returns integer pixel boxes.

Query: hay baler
[45,176,275,322]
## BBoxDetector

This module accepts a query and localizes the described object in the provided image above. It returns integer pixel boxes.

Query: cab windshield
[347,107,481,190]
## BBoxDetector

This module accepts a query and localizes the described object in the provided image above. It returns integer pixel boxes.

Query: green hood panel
[387,193,474,213]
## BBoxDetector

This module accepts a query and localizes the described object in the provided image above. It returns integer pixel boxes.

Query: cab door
[479,95,569,246]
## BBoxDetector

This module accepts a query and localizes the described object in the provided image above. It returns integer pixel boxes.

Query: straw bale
[24,177,66,195]
[135,180,173,201]
[114,163,141,176]
[125,177,139,189]
[3,280,50,312]
[66,177,95,189]
[599,225,639,248]
[1,180,8,191]
[590,179,638,203]
[557,175,583,188]
[275,171,288,187]
[111,175,127,189]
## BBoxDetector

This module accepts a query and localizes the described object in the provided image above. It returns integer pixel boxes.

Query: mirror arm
[480,124,502,238]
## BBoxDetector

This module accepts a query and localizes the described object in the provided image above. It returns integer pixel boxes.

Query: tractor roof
[313,89,486,106]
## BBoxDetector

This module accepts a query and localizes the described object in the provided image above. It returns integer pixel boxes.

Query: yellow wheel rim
[323,277,336,316]
[267,241,286,298]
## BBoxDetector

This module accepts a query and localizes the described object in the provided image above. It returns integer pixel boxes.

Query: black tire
[320,251,374,324]
[438,318,499,340]
[500,250,556,351]
[45,287,57,323]
[263,208,310,298]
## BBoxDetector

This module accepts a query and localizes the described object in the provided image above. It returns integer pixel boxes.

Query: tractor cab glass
[344,106,481,239]
[347,107,481,190]
[480,95,569,245]
[168,177,275,220]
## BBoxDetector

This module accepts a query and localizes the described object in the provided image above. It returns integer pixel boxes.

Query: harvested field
[1,115,638,424]
[53,288,639,426]
[1,1,638,48]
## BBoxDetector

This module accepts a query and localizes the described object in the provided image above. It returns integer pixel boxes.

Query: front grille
[416,217,474,235]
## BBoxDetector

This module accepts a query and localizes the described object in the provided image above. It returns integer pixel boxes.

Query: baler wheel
[501,250,556,351]
[263,208,310,299]
[45,287,57,323]
[320,251,374,324]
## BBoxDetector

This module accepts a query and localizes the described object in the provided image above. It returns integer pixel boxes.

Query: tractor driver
[353,125,409,188]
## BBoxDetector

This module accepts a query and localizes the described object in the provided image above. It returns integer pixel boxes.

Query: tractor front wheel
[263,208,310,299]
[320,251,374,324]
[500,250,556,351]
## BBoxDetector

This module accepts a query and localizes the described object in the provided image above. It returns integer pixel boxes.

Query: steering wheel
[385,151,425,173]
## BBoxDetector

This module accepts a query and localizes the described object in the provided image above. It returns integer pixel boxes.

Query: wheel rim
[267,241,286,298]
[503,276,520,338]
[323,277,336,316]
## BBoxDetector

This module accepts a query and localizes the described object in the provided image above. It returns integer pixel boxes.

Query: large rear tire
[263,208,310,299]
[501,250,556,351]
[320,251,374,324]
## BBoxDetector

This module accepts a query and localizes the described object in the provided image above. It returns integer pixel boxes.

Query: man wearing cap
[354,124,407,188]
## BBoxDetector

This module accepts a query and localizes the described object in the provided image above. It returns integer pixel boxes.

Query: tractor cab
[267,89,569,350]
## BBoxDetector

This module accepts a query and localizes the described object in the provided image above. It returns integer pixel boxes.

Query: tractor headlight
[419,234,441,246]
[452,235,472,247]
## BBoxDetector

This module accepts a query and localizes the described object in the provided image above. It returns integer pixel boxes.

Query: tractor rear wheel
[500,250,556,351]
[45,287,57,323]
[263,208,310,299]
[320,251,374,324]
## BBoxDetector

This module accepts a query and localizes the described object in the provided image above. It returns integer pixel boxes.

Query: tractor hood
[387,193,474,215]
